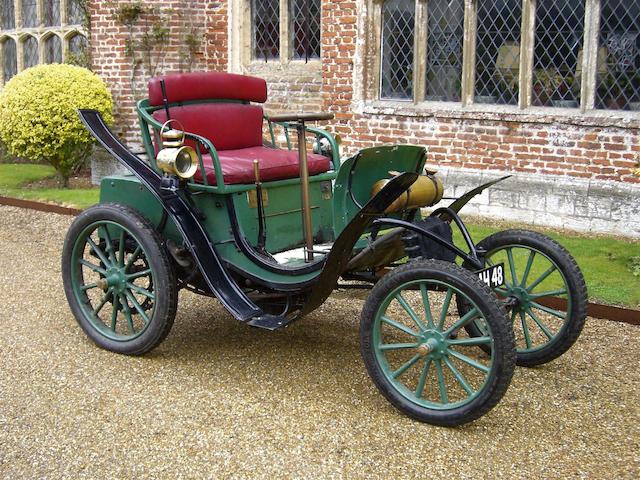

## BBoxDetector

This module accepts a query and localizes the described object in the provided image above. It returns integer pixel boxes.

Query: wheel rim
[70,220,157,341]
[373,280,496,410]
[484,244,572,353]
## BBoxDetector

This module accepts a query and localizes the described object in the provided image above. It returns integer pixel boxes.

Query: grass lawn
[0,163,99,209]
[455,218,640,309]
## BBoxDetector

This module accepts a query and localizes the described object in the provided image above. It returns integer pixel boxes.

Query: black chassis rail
[79,110,418,329]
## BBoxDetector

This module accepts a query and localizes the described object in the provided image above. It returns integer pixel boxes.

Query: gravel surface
[0,205,638,479]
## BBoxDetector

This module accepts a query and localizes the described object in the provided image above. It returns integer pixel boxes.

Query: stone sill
[359,100,640,130]
[244,59,322,76]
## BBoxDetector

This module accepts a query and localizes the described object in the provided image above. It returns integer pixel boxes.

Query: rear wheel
[62,203,177,355]
[360,260,515,426]
[464,229,587,367]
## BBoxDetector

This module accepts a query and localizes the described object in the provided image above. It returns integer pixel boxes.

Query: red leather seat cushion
[194,147,331,185]
[149,72,267,105]
[153,104,263,152]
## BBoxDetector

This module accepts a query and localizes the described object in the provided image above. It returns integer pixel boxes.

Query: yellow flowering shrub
[0,64,113,185]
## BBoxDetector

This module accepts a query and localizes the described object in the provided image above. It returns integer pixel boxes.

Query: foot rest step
[246,314,293,331]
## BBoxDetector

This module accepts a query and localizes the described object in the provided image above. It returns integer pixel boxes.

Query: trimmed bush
[0,64,113,186]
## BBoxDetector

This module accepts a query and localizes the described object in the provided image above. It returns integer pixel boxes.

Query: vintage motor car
[62,72,588,426]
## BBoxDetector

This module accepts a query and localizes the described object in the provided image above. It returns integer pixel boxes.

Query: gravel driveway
[0,205,638,479]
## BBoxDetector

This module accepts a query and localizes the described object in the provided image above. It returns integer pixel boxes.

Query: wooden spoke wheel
[463,229,588,367]
[62,204,177,355]
[360,260,516,427]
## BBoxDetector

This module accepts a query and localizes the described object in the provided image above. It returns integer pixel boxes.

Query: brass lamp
[156,120,198,180]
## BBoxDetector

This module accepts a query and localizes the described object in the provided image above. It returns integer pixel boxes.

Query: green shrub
[0,64,113,186]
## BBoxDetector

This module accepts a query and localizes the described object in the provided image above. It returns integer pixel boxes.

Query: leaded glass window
[22,35,38,68]
[44,34,61,63]
[21,0,37,28]
[67,0,84,25]
[69,32,87,54]
[475,0,522,105]
[381,0,414,100]
[1,0,15,29]
[533,0,585,108]
[44,0,61,27]
[2,38,17,82]
[252,0,280,60]
[425,0,464,102]
[290,0,321,61]
[596,1,640,110]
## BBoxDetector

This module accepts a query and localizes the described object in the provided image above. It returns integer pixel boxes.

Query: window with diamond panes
[596,1,640,110]
[23,35,38,68]
[381,0,414,100]
[22,0,37,28]
[44,34,61,63]
[425,0,464,102]
[67,0,83,25]
[1,0,15,29]
[69,32,87,54]
[252,0,280,60]
[44,0,60,27]
[290,0,320,61]
[533,0,585,108]
[475,0,522,105]
[2,38,17,82]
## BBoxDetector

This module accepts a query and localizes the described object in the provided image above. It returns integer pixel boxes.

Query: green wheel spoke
[506,247,518,286]
[415,359,432,398]
[99,225,118,265]
[124,246,142,272]
[529,288,568,299]
[381,315,420,338]
[530,301,566,319]
[443,356,474,396]
[110,292,119,331]
[520,311,533,349]
[509,309,518,323]
[81,282,98,292]
[437,288,453,330]
[126,269,152,281]
[126,282,155,299]
[494,287,510,297]
[395,293,427,331]
[86,237,111,268]
[447,349,490,373]
[520,250,536,287]
[434,360,449,404]
[79,259,107,276]
[526,307,554,339]
[379,342,421,351]
[485,258,495,267]
[391,354,422,379]
[419,283,434,329]
[120,295,135,334]
[443,307,480,337]
[526,266,556,292]
[92,289,112,316]
[448,336,492,346]
[118,229,126,266]
[125,291,151,325]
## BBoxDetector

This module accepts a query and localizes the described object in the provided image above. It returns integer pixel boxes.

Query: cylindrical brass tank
[371,173,444,213]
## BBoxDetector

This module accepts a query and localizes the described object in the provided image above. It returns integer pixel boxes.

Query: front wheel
[62,203,178,355]
[360,260,516,426]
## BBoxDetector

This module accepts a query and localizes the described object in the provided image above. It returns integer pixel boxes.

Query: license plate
[476,263,505,289]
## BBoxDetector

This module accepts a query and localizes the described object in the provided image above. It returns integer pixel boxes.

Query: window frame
[360,0,640,120]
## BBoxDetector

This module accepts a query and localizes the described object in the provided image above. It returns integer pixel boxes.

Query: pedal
[246,314,292,331]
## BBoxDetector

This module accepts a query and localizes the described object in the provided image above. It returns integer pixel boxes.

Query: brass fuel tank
[371,172,444,213]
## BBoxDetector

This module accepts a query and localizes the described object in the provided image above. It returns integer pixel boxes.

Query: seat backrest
[148,72,268,151]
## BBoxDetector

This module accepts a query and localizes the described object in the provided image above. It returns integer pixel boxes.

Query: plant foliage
[0,64,113,186]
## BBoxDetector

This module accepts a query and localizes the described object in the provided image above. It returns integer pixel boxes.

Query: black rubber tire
[360,259,516,427]
[62,203,178,355]
[464,229,587,367]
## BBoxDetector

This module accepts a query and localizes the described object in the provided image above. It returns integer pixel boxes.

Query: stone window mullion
[461,0,477,106]
[580,0,600,112]
[519,0,536,109]
[413,0,427,103]
[279,0,289,63]
[60,0,66,24]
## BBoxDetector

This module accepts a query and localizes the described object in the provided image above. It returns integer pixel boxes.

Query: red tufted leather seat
[148,72,332,185]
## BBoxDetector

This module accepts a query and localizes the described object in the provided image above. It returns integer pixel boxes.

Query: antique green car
[62,72,587,426]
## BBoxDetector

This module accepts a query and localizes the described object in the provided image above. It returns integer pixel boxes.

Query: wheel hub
[99,267,126,293]
[417,333,446,359]
[506,286,531,312]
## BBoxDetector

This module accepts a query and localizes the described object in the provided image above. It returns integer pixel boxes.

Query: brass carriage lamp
[156,120,198,180]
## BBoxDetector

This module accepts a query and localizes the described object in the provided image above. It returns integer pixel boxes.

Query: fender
[79,109,262,322]
[444,175,511,219]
